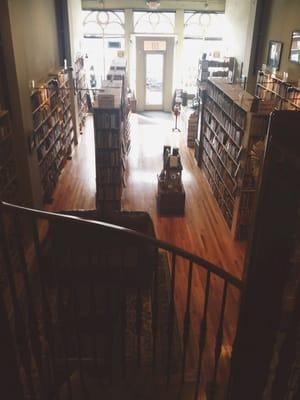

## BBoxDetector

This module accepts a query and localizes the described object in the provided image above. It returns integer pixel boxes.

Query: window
[183,12,225,94]
[82,11,125,83]
[83,11,125,37]
[184,12,225,39]
[134,12,175,34]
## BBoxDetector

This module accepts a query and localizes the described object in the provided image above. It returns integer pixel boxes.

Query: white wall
[224,0,258,80]
[6,0,60,206]
[68,0,84,59]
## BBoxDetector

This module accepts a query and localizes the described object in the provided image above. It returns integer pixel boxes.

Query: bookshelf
[30,68,75,202]
[0,109,18,202]
[74,56,88,135]
[198,57,236,83]
[93,73,130,214]
[199,78,269,240]
[256,70,300,111]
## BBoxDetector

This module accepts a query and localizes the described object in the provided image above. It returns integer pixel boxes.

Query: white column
[124,9,133,87]
[174,9,184,89]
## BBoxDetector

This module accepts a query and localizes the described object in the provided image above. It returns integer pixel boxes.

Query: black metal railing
[0,200,243,400]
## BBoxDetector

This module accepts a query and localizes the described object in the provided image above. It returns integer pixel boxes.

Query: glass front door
[145,53,164,107]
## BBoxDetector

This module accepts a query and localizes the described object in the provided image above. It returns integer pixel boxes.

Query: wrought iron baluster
[136,288,142,368]
[152,246,159,376]
[0,274,25,399]
[52,227,72,400]
[88,252,98,373]
[13,213,50,398]
[210,280,228,400]
[120,246,127,380]
[71,285,89,398]
[194,270,211,400]
[166,252,176,386]
[181,260,194,385]
[0,212,35,398]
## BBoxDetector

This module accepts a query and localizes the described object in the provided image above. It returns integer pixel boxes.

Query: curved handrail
[0,200,243,289]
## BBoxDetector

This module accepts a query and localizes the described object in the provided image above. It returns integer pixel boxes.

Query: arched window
[83,11,125,37]
[184,12,225,39]
[133,12,175,34]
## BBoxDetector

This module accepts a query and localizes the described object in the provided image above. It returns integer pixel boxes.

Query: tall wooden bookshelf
[0,109,18,202]
[256,70,300,111]
[30,68,75,202]
[93,75,130,214]
[198,78,269,240]
[74,56,88,135]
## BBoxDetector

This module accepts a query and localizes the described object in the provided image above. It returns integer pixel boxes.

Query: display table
[157,180,185,215]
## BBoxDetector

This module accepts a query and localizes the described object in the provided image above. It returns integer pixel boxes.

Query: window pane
[184,12,225,38]
[83,11,125,36]
[134,12,175,34]
[146,53,164,105]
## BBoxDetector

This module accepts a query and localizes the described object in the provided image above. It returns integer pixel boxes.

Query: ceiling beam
[81,0,225,12]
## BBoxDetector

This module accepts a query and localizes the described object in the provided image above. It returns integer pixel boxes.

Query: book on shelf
[93,59,130,214]
[29,67,75,202]
[198,78,270,239]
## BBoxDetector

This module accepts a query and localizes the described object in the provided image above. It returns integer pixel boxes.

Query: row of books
[33,100,59,131]
[187,111,198,148]
[203,111,243,161]
[95,131,122,148]
[203,136,237,194]
[95,149,122,167]
[40,136,62,179]
[75,56,88,135]
[204,129,238,178]
[94,111,120,130]
[202,154,233,228]
[256,71,300,110]
[204,101,243,146]
[206,81,246,129]
[35,112,59,146]
[31,82,58,113]
[96,166,123,184]
[97,185,122,201]
[37,124,62,162]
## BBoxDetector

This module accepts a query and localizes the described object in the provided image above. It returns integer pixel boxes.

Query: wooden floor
[47,111,247,395]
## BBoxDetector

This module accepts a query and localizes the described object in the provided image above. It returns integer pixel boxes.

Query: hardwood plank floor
[46,111,247,394]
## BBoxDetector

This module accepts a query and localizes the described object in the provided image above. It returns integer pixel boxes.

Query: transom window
[134,12,175,34]
[184,12,225,38]
[83,11,125,37]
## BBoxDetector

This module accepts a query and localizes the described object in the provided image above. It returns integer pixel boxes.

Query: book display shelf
[93,61,130,214]
[198,57,236,83]
[198,78,269,240]
[0,109,18,202]
[256,70,300,111]
[30,68,74,202]
[74,56,88,135]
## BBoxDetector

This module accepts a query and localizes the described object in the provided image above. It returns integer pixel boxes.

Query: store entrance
[135,36,174,112]
[145,52,164,107]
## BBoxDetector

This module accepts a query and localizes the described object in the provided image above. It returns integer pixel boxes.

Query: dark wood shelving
[30,67,75,202]
[0,110,18,202]
[198,78,270,239]
[256,70,300,111]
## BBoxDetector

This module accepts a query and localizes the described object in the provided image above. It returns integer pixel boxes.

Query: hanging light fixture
[146,0,161,10]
